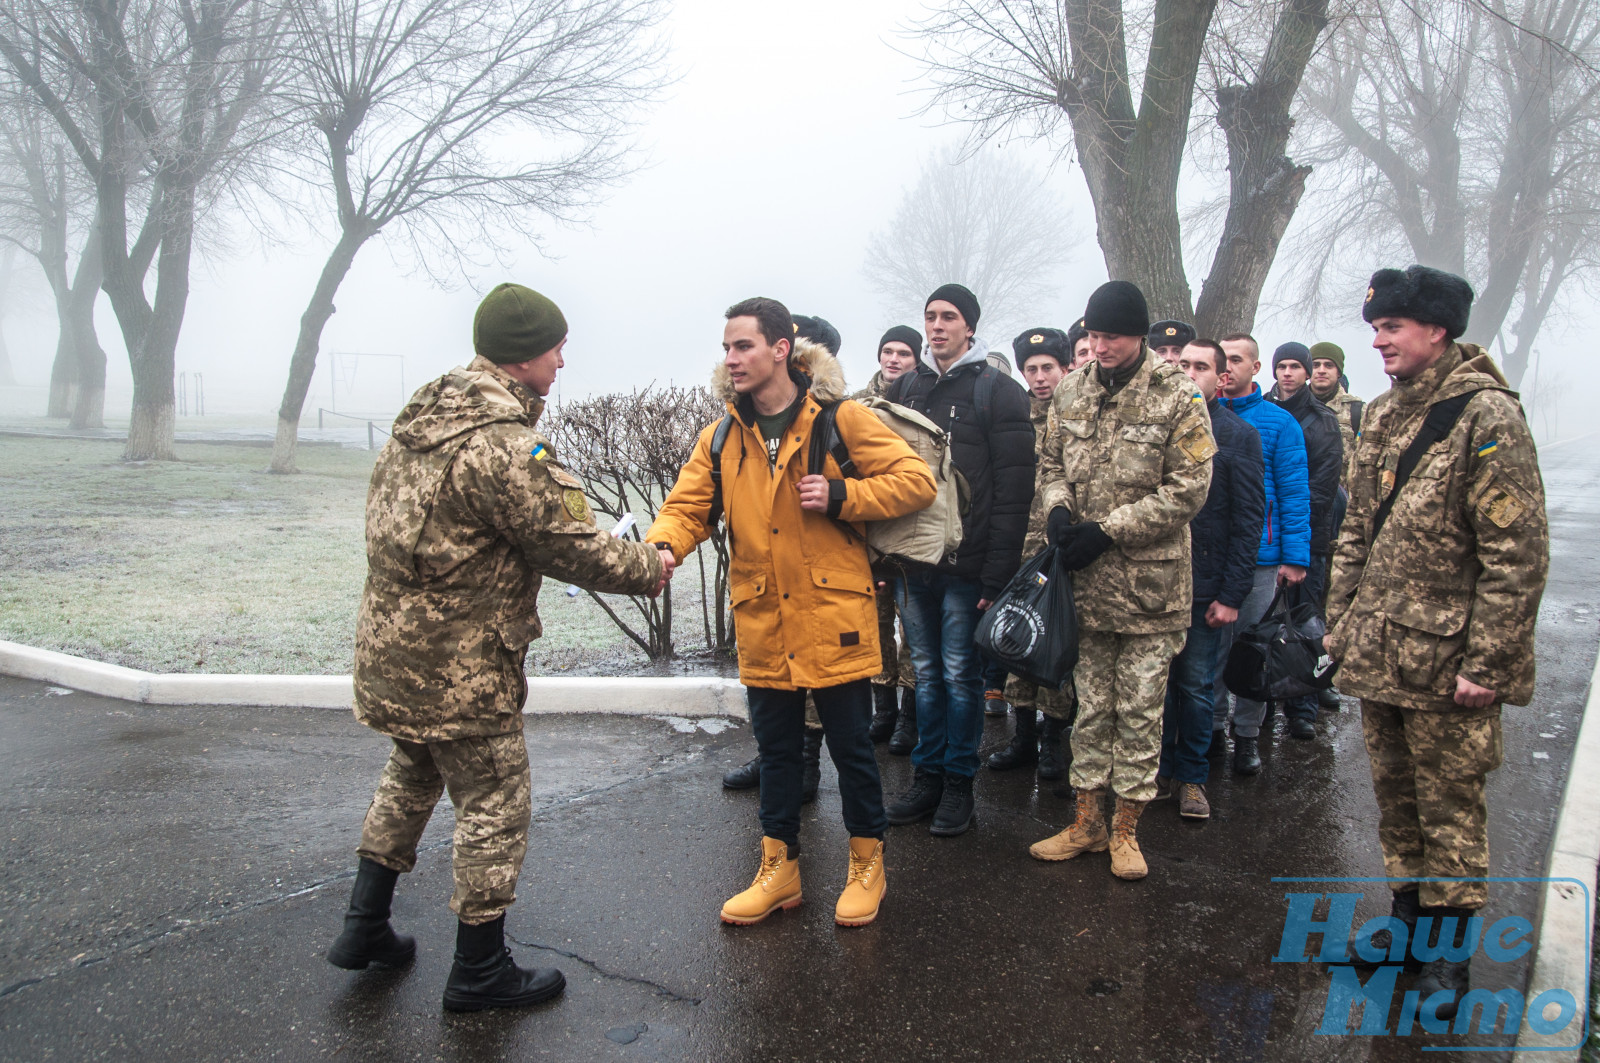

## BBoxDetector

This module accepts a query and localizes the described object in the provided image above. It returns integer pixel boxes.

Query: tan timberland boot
[1109,797,1148,880]
[720,837,802,925]
[834,837,887,927]
[1029,788,1108,861]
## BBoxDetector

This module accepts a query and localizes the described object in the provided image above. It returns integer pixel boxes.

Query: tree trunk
[67,221,107,429]
[270,225,372,473]
[118,193,195,462]
[47,313,78,415]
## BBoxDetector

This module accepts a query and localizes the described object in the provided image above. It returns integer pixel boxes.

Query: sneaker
[1178,783,1210,819]
[983,689,1009,717]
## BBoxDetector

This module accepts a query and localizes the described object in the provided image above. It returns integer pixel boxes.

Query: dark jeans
[896,570,985,779]
[1286,553,1330,723]
[748,679,886,848]
[1161,603,1225,785]
[981,655,1009,694]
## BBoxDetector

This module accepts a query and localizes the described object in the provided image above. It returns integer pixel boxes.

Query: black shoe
[1206,729,1228,758]
[1036,716,1067,781]
[722,755,760,790]
[886,768,943,825]
[930,774,975,836]
[1413,906,1475,1021]
[327,858,416,970]
[1318,686,1342,711]
[801,729,823,805]
[442,916,565,1012]
[868,685,898,743]
[984,690,1009,717]
[1342,889,1420,969]
[1288,717,1316,740]
[986,708,1038,771]
[1233,735,1261,776]
[887,689,918,756]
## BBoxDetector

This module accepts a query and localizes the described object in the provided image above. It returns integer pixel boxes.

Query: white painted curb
[0,640,745,718]
[1517,648,1600,1057]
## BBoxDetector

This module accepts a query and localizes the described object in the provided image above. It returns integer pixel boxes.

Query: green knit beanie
[1308,341,1345,374]
[473,283,568,364]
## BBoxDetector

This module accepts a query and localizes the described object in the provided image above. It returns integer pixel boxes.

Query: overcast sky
[4,0,1593,433]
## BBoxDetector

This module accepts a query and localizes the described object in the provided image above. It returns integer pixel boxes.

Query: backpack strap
[1369,392,1477,542]
[807,401,858,480]
[973,365,997,435]
[707,412,735,526]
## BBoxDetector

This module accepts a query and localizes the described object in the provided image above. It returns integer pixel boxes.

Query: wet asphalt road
[1,442,1597,1063]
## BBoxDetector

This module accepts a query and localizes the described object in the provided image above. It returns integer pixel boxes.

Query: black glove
[1046,507,1075,547]
[1057,521,1114,572]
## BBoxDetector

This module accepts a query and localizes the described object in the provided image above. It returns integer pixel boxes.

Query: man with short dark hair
[884,283,1035,837]
[1148,319,1196,365]
[650,296,936,927]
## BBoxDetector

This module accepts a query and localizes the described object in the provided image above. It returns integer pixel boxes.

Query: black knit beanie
[1362,265,1474,339]
[1082,281,1149,338]
[1273,342,1312,373]
[1012,327,1070,373]
[878,325,922,360]
[473,283,568,364]
[792,314,841,355]
[926,283,980,331]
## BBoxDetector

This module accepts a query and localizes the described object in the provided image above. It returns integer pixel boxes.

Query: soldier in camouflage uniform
[326,283,667,1013]
[1308,341,1364,490]
[1326,266,1548,1020]
[1027,282,1213,880]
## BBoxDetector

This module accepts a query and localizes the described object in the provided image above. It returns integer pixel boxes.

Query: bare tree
[0,0,282,459]
[903,0,1333,335]
[264,0,669,473]
[862,144,1079,340]
[0,245,16,385]
[1292,0,1600,384]
[0,107,107,425]
[544,385,730,661]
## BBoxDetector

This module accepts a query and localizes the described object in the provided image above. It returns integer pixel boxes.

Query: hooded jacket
[1268,382,1345,555]
[647,340,936,690]
[885,339,1036,598]
[354,356,664,742]
[1219,384,1312,569]
[1326,344,1548,711]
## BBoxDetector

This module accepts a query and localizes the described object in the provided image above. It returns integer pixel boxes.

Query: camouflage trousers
[1002,673,1076,722]
[358,731,532,924]
[1069,629,1187,802]
[1360,701,1502,909]
[870,591,915,689]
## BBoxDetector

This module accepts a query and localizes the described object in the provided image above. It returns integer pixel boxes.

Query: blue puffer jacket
[1219,384,1311,568]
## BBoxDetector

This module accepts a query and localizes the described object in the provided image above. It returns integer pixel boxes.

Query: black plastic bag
[1223,584,1338,701]
[975,545,1078,690]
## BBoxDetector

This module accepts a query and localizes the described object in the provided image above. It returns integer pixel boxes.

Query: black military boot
[722,755,760,790]
[868,684,898,743]
[442,915,565,1012]
[801,729,823,804]
[326,858,416,970]
[1318,685,1342,712]
[886,767,943,825]
[1036,716,1067,781]
[1341,888,1421,969]
[1233,735,1261,776]
[887,688,918,756]
[930,773,975,836]
[986,706,1038,771]
[1414,906,1476,1021]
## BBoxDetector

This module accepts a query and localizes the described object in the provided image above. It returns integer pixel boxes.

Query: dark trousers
[748,679,886,849]
[1161,602,1225,785]
[1287,553,1330,723]
[981,655,1009,694]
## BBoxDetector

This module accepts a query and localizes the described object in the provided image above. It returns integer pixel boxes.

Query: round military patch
[562,488,592,523]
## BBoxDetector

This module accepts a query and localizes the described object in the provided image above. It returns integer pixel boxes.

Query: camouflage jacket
[1022,393,1052,555]
[1314,384,1365,488]
[1325,344,1548,711]
[354,356,663,742]
[1038,350,1215,634]
[850,370,893,402]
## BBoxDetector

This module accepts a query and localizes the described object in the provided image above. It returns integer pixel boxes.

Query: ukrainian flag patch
[1477,440,1500,457]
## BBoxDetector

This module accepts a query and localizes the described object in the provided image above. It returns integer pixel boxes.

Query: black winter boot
[326,858,416,970]
[886,768,943,825]
[929,773,975,836]
[1036,716,1067,781]
[442,915,566,1012]
[1414,906,1476,1021]
[887,688,918,756]
[986,706,1038,771]
[722,755,760,790]
[868,685,898,743]
[801,729,823,804]
[1233,735,1261,776]
[1341,888,1421,969]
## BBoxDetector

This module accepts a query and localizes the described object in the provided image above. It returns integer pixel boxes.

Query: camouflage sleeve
[1035,399,1069,518]
[1100,394,1214,549]
[1326,421,1376,635]
[1459,393,1549,695]
[458,432,663,595]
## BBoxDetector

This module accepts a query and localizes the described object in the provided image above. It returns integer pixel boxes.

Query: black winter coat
[1192,400,1265,609]
[1269,383,1344,556]
[886,356,1035,599]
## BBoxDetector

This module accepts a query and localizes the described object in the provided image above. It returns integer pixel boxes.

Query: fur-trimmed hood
[710,337,848,407]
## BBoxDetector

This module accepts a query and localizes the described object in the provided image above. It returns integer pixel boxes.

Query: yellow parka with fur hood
[647,340,937,690]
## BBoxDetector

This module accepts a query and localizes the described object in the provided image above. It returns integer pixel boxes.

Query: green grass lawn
[0,435,722,676]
